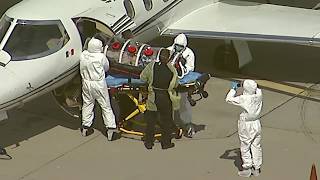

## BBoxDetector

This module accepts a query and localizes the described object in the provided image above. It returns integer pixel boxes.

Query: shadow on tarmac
[0,94,79,148]
[1,0,320,151]
[0,93,110,148]
[220,148,242,171]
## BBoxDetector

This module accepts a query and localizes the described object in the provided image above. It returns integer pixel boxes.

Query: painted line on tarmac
[245,79,320,102]
[254,80,307,96]
[214,69,320,102]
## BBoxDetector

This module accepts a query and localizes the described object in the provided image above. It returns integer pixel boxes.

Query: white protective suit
[225,80,263,170]
[80,38,116,129]
[167,34,195,131]
[167,33,195,78]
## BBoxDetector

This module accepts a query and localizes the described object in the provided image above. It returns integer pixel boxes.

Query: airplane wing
[162,0,320,46]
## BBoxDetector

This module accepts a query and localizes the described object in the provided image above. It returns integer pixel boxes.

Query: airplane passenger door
[73,17,115,50]
[75,3,140,43]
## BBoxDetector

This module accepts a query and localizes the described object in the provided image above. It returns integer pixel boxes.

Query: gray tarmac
[1,1,320,180]
[1,74,320,180]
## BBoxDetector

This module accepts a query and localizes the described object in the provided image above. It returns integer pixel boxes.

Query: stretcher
[106,71,210,105]
[52,35,211,139]
[102,36,211,138]
[105,36,210,104]
[106,71,210,138]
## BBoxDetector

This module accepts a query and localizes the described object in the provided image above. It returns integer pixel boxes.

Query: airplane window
[3,20,69,61]
[124,0,135,19]
[0,15,12,45]
[143,0,153,11]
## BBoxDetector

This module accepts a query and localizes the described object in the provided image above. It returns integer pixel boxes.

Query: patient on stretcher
[53,35,210,139]
[104,36,210,105]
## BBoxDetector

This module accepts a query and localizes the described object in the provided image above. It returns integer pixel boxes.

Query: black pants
[144,92,177,146]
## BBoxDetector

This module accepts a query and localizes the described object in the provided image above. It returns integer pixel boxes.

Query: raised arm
[225,89,242,106]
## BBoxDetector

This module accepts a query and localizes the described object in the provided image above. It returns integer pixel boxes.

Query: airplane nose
[0,67,23,109]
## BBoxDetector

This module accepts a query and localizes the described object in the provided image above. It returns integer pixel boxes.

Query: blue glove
[231,81,239,90]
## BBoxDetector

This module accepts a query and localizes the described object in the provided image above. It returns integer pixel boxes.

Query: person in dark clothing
[140,48,181,150]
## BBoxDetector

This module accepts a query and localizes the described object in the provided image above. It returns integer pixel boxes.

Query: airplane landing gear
[213,42,239,72]
[213,40,253,73]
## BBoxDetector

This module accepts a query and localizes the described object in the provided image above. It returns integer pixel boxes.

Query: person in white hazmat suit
[225,79,263,177]
[80,37,117,141]
[167,33,195,138]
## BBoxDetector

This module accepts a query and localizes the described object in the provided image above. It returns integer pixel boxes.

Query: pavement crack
[260,82,320,119]
[260,81,320,143]
[299,90,318,143]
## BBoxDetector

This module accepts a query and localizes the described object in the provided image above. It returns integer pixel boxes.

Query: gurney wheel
[189,99,196,106]
[174,129,183,139]
[141,136,145,141]
[202,91,208,98]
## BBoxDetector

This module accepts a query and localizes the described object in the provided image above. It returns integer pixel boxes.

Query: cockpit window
[0,15,12,44]
[3,19,69,61]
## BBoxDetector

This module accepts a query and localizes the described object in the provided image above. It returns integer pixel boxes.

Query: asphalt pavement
[0,1,320,180]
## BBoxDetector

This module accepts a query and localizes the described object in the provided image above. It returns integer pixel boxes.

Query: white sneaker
[81,128,88,137]
[186,125,195,138]
[106,128,117,141]
[80,126,93,137]
[238,168,252,177]
[251,168,261,176]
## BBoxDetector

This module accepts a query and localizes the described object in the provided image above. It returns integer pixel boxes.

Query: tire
[213,44,239,72]
[202,91,209,98]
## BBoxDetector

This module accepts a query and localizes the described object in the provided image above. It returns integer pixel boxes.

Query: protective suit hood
[173,33,187,48]
[87,37,103,53]
[243,79,257,95]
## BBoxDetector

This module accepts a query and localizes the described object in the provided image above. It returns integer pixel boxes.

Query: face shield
[173,33,187,53]
[174,44,185,53]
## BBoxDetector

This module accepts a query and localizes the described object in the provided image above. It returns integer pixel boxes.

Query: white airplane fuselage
[0,0,217,116]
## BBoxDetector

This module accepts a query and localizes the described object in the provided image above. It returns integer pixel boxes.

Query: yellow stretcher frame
[115,91,183,139]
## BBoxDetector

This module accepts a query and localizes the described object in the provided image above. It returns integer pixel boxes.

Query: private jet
[1,0,320,120]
